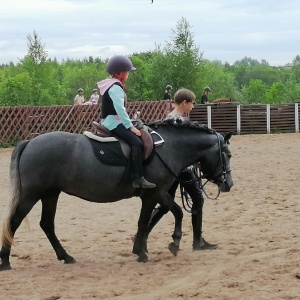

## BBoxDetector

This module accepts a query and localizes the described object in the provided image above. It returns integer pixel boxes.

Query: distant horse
[0,120,233,270]
[212,98,233,103]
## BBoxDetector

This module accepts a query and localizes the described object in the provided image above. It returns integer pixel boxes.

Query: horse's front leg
[132,198,156,263]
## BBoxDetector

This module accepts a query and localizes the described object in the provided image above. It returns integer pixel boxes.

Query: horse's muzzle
[219,175,233,192]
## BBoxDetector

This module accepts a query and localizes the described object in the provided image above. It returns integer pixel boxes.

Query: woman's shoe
[193,237,218,250]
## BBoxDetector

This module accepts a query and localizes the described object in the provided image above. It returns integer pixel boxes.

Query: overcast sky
[1,0,300,66]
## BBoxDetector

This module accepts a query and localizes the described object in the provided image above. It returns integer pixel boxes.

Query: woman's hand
[130,126,141,136]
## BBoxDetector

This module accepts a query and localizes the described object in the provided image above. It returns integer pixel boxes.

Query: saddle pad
[86,137,128,166]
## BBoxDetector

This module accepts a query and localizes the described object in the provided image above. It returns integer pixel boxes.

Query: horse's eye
[223,152,231,159]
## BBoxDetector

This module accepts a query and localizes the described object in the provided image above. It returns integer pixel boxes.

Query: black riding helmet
[204,86,212,92]
[106,55,136,74]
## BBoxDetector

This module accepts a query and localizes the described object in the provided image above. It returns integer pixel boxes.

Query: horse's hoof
[64,255,76,264]
[137,253,148,263]
[168,242,179,256]
[0,263,12,271]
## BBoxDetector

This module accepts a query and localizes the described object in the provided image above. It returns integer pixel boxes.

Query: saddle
[84,120,164,161]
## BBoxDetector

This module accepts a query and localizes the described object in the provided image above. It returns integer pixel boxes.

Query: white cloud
[1,0,300,65]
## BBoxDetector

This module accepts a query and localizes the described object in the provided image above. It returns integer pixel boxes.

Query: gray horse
[0,120,233,270]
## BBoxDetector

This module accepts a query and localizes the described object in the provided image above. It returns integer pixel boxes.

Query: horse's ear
[224,132,234,143]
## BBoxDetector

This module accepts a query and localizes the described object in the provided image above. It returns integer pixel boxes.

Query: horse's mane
[147,119,215,134]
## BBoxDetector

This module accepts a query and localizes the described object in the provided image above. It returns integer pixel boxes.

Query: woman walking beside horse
[165,88,218,250]
[136,88,218,251]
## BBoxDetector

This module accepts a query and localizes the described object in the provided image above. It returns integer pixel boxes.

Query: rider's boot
[131,145,156,189]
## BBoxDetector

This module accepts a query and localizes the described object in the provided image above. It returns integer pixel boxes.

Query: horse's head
[200,132,234,192]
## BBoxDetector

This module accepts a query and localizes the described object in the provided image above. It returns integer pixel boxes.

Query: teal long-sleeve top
[101,84,133,130]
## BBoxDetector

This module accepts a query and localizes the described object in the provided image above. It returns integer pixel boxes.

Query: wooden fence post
[295,103,299,133]
[267,104,270,134]
[237,105,241,134]
[207,105,212,128]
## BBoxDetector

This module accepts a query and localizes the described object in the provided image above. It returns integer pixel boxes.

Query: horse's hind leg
[164,181,183,255]
[0,196,39,271]
[132,198,157,263]
[40,192,75,264]
[130,205,168,253]
[146,200,183,256]
[168,201,183,256]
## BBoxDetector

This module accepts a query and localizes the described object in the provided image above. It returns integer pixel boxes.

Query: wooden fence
[190,102,300,135]
[0,100,172,144]
[0,101,299,144]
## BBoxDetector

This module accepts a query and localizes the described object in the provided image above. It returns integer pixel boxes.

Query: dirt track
[0,133,300,300]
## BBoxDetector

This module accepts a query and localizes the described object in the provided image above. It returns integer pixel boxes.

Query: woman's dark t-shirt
[201,93,208,104]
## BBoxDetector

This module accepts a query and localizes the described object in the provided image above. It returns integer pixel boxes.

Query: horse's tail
[2,140,30,247]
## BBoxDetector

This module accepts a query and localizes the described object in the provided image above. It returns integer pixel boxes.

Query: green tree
[243,64,283,87]
[61,64,106,104]
[144,18,203,101]
[233,56,260,67]
[147,49,173,100]
[284,77,300,103]
[0,73,33,106]
[197,60,241,102]
[291,55,300,83]
[241,79,268,103]
[21,30,50,105]
[265,82,286,104]
[127,53,154,101]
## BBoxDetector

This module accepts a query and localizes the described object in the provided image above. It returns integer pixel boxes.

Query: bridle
[180,168,220,213]
[155,131,232,210]
[155,131,230,188]
[200,132,231,185]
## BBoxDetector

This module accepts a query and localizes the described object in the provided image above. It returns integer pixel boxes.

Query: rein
[155,150,222,203]
[154,130,228,211]
[154,130,228,186]
[180,168,221,213]
[154,150,199,185]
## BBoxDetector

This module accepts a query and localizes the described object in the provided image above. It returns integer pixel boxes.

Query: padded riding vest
[101,82,124,119]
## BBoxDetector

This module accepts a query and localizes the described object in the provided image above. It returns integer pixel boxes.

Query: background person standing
[164,85,173,100]
[200,86,212,104]
[89,88,100,105]
[74,88,85,105]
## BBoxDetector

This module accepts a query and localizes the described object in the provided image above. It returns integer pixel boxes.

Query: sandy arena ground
[0,133,299,300]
